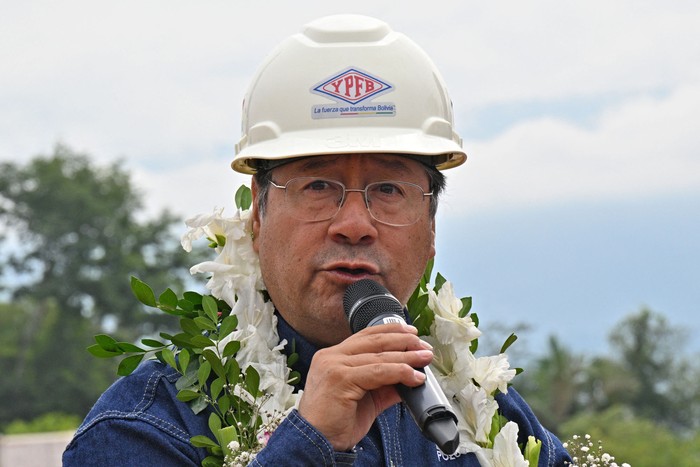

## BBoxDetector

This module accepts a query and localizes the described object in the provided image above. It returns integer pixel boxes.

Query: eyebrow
[294,155,415,176]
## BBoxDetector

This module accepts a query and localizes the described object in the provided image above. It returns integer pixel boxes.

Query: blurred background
[1,1,698,465]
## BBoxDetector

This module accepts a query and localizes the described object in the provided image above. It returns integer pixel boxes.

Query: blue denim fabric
[64,314,571,466]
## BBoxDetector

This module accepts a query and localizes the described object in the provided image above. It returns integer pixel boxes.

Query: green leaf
[499,333,518,354]
[130,276,157,307]
[219,426,239,458]
[458,296,473,318]
[180,317,201,336]
[141,338,165,348]
[158,288,179,310]
[203,349,226,378]
[214,234,226,247]
[218,394,231,414]
[117,342,145,353]
[171,332,193,349]
[288,370,301,385]
[87,344,122,358]
[190,435,220,450]
[190,335,215,349]
[226,358,240,387]
[235,184,252,210]
[183,291,203,307]
[94,334,119,352]
[524,436,542,466]
[161,348,178,370]
[177,389,201,402]
[245,366,260,398]
[190,395,209,415]
[202,295,219,323]
[210,377,225,401]
[194,316,217,332]
[434,272,447,292]
[421,258,434,286]
[197,360,212,386]
[117,354,144,376]
[175,367,199,390]
[471,312,480,328]
[219,315,238,338]
[222,340,240,359]
[178,299,195,312]
[179,348,191,373]
[208,412,223,443]
[201,455,224,467]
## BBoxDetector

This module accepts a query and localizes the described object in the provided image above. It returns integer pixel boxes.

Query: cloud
[2,0,699,221]
[442,83,700,216]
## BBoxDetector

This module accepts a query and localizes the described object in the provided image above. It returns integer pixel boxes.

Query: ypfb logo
[312,68,393,105]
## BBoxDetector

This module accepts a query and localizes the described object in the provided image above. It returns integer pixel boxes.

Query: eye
[305,179,333,191]
[372,182,406,198]
[292,178,341,200]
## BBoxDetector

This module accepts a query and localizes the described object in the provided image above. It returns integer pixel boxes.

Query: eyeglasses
[269,177,433,227]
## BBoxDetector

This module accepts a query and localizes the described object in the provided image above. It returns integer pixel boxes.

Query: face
[251,154,436,347]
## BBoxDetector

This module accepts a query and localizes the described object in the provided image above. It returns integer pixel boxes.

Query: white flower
[181,207,227,252]
[475,422,528,467]
[180,197,536,465]
[471,354,517,395]
[428,281,481,346]
[454,382,499,445]
[492,422,529,467]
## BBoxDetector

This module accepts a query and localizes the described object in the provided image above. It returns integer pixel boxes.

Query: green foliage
[0,145,202,428]
[235,185,253,210]
[514,335,585,433]
[88,277,298,466]
[561,406,700,467]
[0,299,117,431]
[0,144,195,335]
[4,412,81,434]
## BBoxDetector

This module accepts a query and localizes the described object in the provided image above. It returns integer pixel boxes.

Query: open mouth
[337,267,371,276]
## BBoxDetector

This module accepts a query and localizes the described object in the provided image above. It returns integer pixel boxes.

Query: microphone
[343,279,460,455]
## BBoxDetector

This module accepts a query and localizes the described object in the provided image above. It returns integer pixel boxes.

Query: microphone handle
[366,313,460,454]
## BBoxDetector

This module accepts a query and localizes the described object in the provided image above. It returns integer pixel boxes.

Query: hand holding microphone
[343,279,460,455]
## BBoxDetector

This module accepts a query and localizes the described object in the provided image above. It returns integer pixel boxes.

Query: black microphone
[343,279,460,455]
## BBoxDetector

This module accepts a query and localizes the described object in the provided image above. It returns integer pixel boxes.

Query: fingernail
[420,340,433,350]
[415,349,433,359]
[414,370,427,382]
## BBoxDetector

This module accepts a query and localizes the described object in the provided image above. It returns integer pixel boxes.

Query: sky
[1,0,698,358]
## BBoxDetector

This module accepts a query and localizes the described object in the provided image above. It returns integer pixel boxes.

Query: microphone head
[343,279,404,333]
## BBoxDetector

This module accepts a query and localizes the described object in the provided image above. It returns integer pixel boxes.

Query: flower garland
[91,185,541,467]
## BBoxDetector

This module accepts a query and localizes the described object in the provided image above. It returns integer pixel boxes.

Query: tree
[0,144,196,337]
[0,144,206,426]
[605,308,698,432]
[514,335,585,433]
[0,299,115,429]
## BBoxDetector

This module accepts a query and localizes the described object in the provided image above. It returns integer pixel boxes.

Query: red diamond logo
[312,68,392,105]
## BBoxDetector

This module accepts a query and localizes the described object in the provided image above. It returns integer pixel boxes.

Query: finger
[341,361,428,393]
[343,348,434,370]
[337,328,433,355]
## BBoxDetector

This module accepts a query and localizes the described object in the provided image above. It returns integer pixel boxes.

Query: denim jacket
[64,314,571,466]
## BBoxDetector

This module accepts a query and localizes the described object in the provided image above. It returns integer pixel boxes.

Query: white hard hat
[232,14,467,174]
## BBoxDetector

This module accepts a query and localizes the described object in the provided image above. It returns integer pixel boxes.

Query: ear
[251,178,261,253]
[429,218,436,259]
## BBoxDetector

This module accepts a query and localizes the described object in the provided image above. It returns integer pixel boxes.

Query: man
[64,15,570,465]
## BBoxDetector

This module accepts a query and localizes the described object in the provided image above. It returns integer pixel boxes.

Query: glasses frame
[269,177,433,227]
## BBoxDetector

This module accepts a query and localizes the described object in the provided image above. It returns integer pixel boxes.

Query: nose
[327,190,378,245]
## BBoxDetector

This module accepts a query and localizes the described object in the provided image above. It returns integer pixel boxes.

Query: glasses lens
[366,181,426,226]
[284,178,344,222]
